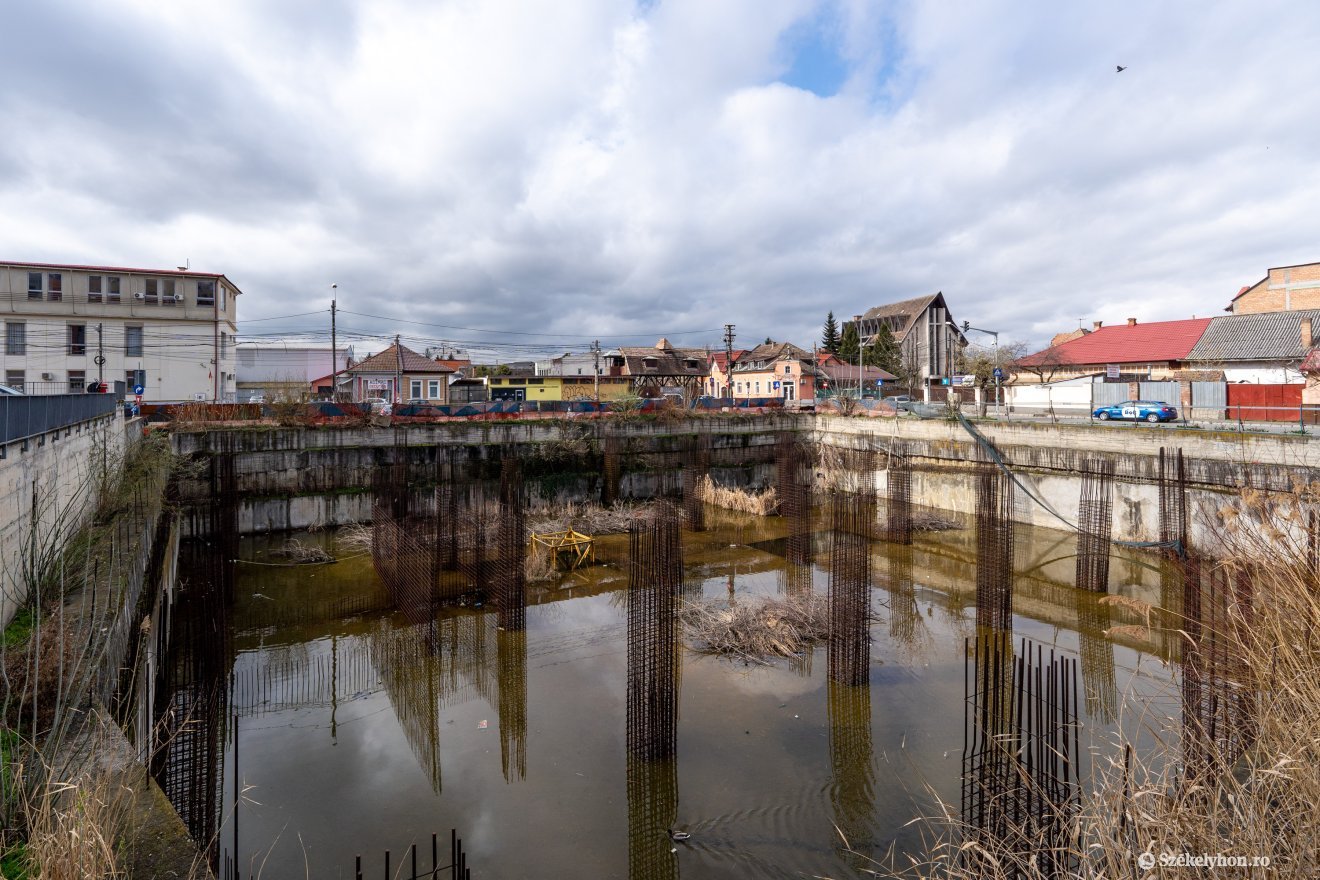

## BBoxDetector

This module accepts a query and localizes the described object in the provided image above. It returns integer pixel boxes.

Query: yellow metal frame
[530,529,596,570]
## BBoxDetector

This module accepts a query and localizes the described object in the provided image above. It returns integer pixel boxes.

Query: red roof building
[1015,317,1212,382]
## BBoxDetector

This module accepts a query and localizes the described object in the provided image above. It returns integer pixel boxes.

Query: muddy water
[193,508,1177,879]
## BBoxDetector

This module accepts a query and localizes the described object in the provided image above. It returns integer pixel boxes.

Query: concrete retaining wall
[0,412,138,627]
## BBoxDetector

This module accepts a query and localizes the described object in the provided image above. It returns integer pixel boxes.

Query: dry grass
[269,539,335,564]
[679,594,829,664]
[881,486,1320,878]
[695,475,778,516]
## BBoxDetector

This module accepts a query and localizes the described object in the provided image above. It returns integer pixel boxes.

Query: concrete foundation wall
[0,412,136,627]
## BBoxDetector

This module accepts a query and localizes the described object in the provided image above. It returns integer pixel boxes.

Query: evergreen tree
[821,312,840,353]
[837,321,860,363]
[868,324,900,374]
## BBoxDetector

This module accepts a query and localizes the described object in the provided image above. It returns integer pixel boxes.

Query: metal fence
[1139,381,1180,403]
[0,393,119,444]
[1092,383,1130,406]
[1191,382,1226,408]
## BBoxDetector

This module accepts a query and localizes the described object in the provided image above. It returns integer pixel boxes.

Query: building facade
[847,292,965,388]
[340,343,453,403]
[236,342,354,401]
[0,260,240,401]
[1227,261,1320,314]
[728,342,818,400]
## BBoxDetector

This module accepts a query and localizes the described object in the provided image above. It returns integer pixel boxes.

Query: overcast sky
[3,0,1318,357]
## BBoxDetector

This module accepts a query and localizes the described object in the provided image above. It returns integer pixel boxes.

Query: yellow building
[489,375,632,402]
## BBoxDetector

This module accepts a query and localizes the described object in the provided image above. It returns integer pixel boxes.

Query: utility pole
[853,314,864,399]
[592,339,601,408]
[394,333,403,404]
[330,284,338,399]
[723,324,736,399]
[94,323,104,387]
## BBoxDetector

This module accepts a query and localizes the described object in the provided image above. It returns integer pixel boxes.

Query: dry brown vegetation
[527,501,655,536]
[269,538,335,564]
[874,486,1320,878]
[695,475,778,516]
[679,594,829,664]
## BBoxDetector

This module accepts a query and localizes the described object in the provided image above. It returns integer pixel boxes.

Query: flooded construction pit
[164,503,1180,880]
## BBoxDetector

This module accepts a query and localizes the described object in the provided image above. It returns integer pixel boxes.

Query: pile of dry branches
[269,539,335,564]
[679,594,829,664]
[527,501,654,535]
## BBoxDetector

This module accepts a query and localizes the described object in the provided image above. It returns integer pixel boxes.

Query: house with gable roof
[340,341,454,403]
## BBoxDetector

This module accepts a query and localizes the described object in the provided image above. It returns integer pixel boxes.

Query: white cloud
[2,0,1318,353]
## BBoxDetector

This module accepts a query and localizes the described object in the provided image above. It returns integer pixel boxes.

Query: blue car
[1092,400,1178,423]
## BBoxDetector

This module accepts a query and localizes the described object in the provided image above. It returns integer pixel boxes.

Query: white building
[236,341,354,401]
[538,352,602,377]
[0,260,241,401]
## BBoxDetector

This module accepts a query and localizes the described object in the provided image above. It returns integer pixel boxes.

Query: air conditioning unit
[41,372,54,381]
[134,292,146,300]
[173,294,184,302]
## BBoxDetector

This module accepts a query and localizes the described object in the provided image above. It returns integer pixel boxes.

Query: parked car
[404,398,431,406]
[361,397,391,415]
[884,394,916,412]
[1092,400,1178,423]
[0,384,25,396]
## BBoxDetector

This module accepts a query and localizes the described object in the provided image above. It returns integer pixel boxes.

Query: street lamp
[853,314,864,399]
[961,320,1001,412]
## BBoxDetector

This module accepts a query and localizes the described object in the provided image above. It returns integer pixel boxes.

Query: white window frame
[427,379,441,399]
[410,379,423,399]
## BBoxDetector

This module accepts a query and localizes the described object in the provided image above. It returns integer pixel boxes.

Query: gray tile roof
[1186,310,1320,363]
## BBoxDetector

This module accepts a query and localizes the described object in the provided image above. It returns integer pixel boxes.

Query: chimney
[1126,317,1137,327]
[1092,321,1103,331]
[1303,317,1313,349]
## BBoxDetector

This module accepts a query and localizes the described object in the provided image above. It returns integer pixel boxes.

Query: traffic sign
[992,367,1004,380]
[134,395,142,404]
[132,384,145,395]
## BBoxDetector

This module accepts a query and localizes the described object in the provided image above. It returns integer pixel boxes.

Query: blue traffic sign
[992,368,1004,379]
[132,384,145,395]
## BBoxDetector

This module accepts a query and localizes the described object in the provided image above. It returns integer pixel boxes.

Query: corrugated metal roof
[1016,318,1212,367]
[1187,310,1320,362]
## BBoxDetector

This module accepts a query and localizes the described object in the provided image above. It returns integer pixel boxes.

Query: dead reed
[881,485,1320,878]
[694,475,778,516]
[679,594,829,664]
[526,501,654,535]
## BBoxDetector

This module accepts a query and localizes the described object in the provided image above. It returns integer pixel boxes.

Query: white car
[0,384,24,396]
[361,397,391,415]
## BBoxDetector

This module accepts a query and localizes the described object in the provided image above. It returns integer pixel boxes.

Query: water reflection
[163,499,1183,879]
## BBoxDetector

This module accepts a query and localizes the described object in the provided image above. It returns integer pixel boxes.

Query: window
[144,279,158,305]
[68,324,86,356]
[5,322,25,356]
[784,364,792,374]
[125,326,143,357]
[410,380,423,398]
[89,274,123,305]
[67,370,85,393]
[427,379,440,398]
[197,280,215,306]
[5,370,24,390]
[219,332,229,358]
[125,370,145,390]
[27,273,41,300]
[162,279,177,306]
[219,285,226,311]
[755,381,761,393]
[47,273,62,302]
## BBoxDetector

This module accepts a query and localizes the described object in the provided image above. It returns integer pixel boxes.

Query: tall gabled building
[845,292,966,388]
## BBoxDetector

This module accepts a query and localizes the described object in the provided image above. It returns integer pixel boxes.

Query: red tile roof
[1016,318,1212,367]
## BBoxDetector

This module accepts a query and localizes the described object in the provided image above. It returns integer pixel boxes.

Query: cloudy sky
[3,0,1319,358]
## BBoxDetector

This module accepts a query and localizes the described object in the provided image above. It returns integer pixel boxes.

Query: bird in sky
[1116,65,1127,72]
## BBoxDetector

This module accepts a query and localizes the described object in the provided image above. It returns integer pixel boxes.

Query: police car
[1092,400,1178,423]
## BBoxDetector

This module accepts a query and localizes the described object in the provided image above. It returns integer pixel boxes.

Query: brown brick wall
[1233,264,1320,314]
